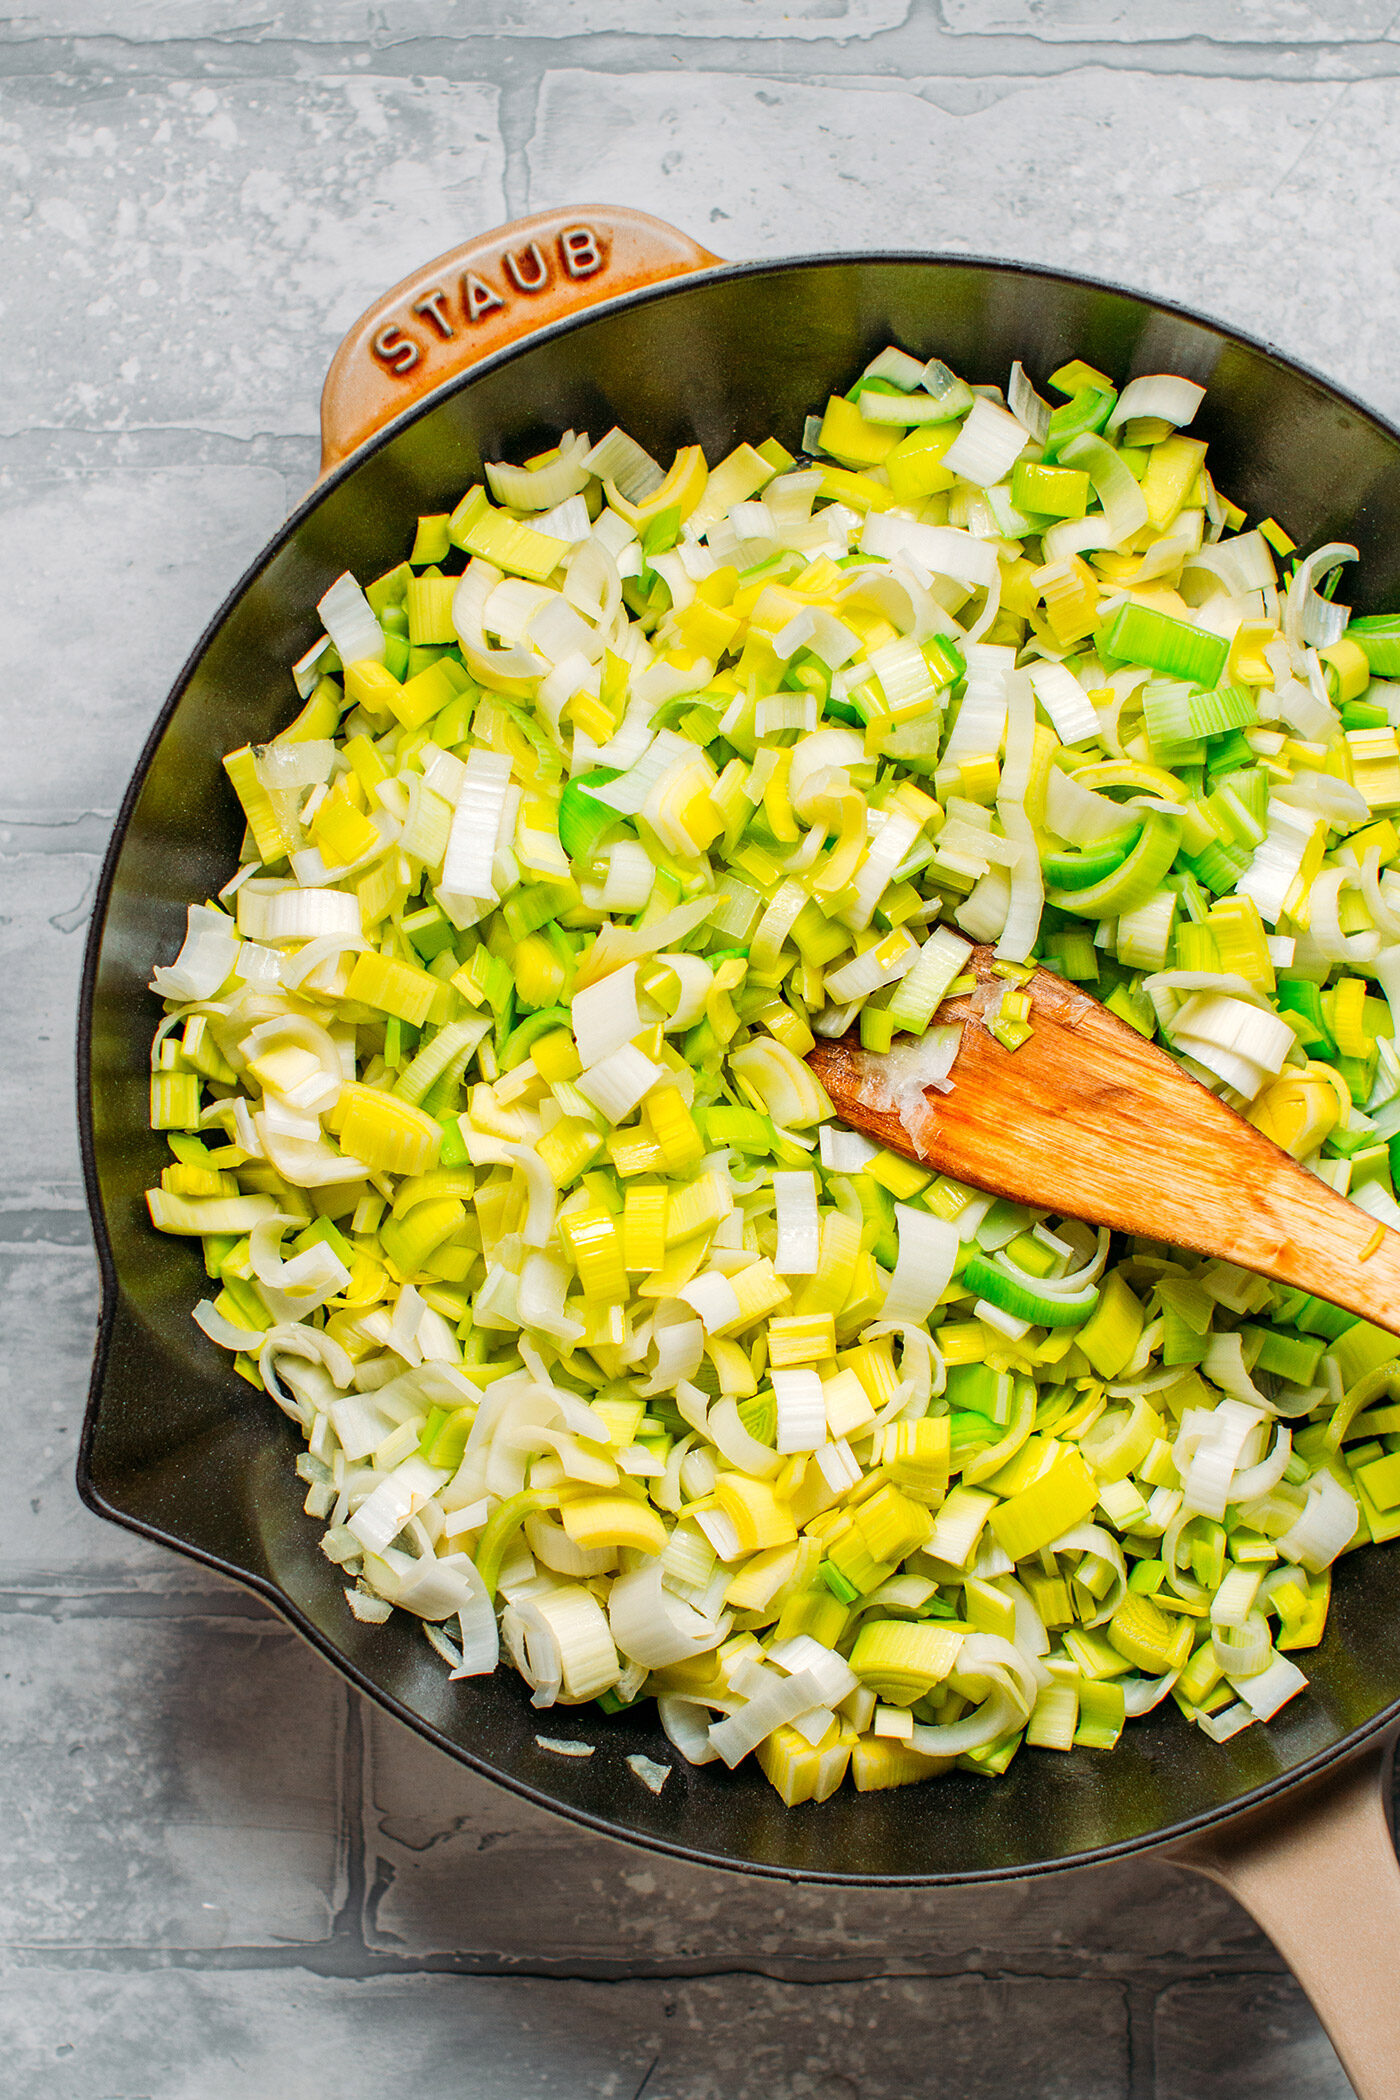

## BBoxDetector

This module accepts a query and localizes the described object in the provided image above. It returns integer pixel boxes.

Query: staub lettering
[370,224,609,376]
[503,240,548,293]
[462,271,505,324]
[560,225,603,280]
[412,289,455,340]
[371,324,419,374]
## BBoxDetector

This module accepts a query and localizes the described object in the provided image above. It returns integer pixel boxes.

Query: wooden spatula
[806,943,1400,1336]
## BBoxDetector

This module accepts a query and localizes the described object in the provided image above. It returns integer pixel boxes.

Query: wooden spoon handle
[809,950,1400,1337]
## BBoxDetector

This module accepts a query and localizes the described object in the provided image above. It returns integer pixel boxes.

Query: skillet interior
[79,254,1400,1883]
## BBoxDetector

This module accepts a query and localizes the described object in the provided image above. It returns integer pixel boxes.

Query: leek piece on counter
[145,331,1389,1808]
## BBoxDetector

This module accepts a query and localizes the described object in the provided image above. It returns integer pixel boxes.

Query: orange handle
[1167,1726,1400,2099]
[318,205,721,477]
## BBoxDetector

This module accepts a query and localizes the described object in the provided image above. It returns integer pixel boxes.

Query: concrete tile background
[5,0,1397,2091]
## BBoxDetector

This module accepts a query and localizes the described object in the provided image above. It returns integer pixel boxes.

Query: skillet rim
[75,244,1400,1884]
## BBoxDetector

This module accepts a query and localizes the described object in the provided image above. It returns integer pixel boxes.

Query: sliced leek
[147,336,1397,1806]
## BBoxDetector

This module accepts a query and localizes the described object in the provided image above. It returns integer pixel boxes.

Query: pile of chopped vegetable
[144,345,1400,1805]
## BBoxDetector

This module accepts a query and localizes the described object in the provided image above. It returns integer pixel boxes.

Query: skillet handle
[1165,1724,1400,2099]
[318,205,721,478]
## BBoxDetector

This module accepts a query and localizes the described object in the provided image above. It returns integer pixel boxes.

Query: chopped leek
[147,335,1394,1806]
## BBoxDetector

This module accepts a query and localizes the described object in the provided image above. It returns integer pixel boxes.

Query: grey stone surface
[2,0,914,41]
[941,0,1399,40]
[1155,1980,1352,2098]
[0,856,93,1207]
[3,75,505,441]
[0,1966,1126,2100]
[0,461,294,815]
[363,1705,1258,1970]
[528,65,1400,424]
[0,1243,134,1569]
[4,1,1399,2093]
[0,1601,347,1947]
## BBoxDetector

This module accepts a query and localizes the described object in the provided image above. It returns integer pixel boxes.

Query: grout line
[0,1587,274,1620]
[0,1945,1294,1985]
[2,25,1400,87]
[1125,1979,1158,2100]
[498,64,544,222]
[329,1688,370,1956]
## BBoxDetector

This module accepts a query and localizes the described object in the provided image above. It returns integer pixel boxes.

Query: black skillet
[77,205,1400,2095]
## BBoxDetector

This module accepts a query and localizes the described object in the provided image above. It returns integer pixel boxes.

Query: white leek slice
[255,1122,369,1189]
[908,1686,1019,1760]
[1059,432,1149,546]
[348,1455,450,1556]
[1275,772,1369,828]
[563,536,622,650]
[292,635,330,697]
[442,748,513,904]
[627,1753,671,1794]
[860,514,998,589]
[533,492,592,545]
[941,643,1014,766]
[1008,361,1051,445]
[708,1665,829,1767]
[639,1318,705,1400]
[941,398,1029,488]
[1167,994,1293,1100]
[706,1396,782,1479]
[242,1013,345,1116]
[486,429,591,512]
[659,1695,722,1765]
[1175,1398,1268,1522]
[1277,1470,1359,1572]
[772,1171,820,1275]
[1235,802,1324,927]
[570,963,643,1065]
[249,1216,350,1311]
[1284,541,1356,650]
[482,576,556,647]
[819,1125,878,1172]
[150,905,240,1002]
[823,929,920,1003]
[193,1299,266,1352]
[678,1270,743,1334]
[263,888,362,942]
[1231,1652,1307,1722]
[1184,527,1277,599]
[917,358,975,419]
[954,868,1011,944]
[773,1369,827,1455]
[576,1043,663,1123]
[1028,660,1099,747]
[256,739,336,793]
[589,729,692,817]
[994,803,1043,964]
[515,1253,585,1348]
[583,428,664,504]
[768,1634,860,1707]
[507,1583,619,1706]
[609,1559,729,1669]
[773,606,861,668]
[1105,374,1206,436]
[452,559,550,686]
[729,1038,832,1129]
[1043,765,1141,847]
[881,1205,959,1323]
[841,811,922,934]
[317,571,383,667]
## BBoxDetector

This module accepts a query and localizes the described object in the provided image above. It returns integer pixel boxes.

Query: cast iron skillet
[77,206,1400,2094]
